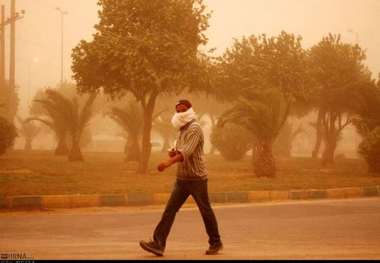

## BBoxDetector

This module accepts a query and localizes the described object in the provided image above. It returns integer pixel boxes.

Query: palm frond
[34,99,64,122]
[34,97,69,134]
[43,89,77,131]
[25,117,55,132]
[17,116,41,138]
[45,89,74,114]
[108,102,143,137]
[218,88,290,142]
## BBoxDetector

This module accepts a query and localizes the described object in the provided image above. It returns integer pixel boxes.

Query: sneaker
[205,242,223,255]
[139,240,164,256]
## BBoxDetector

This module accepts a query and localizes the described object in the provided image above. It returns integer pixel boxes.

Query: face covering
[171,107,197,129]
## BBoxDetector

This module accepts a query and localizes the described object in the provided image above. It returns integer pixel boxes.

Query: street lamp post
[55,7,68,89]
[0,5,6,87]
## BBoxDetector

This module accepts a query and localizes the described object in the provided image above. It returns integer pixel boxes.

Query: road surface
[1,198,380,260]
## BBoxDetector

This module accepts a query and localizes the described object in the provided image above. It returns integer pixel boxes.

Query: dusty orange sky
[0,0,379,115]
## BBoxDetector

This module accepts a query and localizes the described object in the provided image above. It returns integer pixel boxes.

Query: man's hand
[157,152,184,172]
[157,160,172,172]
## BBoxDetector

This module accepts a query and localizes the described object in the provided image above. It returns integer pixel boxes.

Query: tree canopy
[72,0,210,100]
[213,31,311,177]
[308,34,372,165]
[216,31,311,109]
[72,0,211,173]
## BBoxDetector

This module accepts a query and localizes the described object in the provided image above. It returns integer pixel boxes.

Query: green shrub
[0,116,17,155]
[210,123,252,161]
[358,127,380,174]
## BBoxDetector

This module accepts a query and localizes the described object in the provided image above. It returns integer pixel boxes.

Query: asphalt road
[1,198,380,260]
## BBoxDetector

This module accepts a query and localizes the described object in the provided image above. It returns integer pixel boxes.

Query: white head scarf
[171,107,197,129]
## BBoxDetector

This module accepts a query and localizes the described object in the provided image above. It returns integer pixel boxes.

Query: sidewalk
[1,185,379,210]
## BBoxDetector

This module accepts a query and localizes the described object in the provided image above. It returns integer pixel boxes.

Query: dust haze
[1,0,379,160]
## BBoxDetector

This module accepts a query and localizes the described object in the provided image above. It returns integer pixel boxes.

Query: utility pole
[56,7,68,89]
[0,0,25,122]
[9,0,15,93]
[0,5,5,87]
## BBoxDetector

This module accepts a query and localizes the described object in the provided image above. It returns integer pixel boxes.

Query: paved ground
[0,197,380,260]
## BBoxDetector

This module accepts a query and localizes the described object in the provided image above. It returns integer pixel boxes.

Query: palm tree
[17,116,41,151]
[218,88,289,177]
[108,101,143,162]
[65,93,97,161]
[27,90,70,155]
[28,89,97,161]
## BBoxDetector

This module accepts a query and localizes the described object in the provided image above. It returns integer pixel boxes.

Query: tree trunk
[253,140,276,177]
[55,134,69,156]
[137,114,153,174]
[68,140,84,162]
[321,135,337,167]
[125,135,141,162]
[137,96,156,174]
[312,109,324,159]
[320,111,341,167]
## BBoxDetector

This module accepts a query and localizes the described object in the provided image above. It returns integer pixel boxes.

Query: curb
[1,185,379,210]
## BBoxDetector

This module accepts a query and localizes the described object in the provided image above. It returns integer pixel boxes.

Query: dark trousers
[153,179,221,249]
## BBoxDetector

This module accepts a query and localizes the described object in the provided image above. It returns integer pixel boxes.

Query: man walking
[139,99,223,256]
